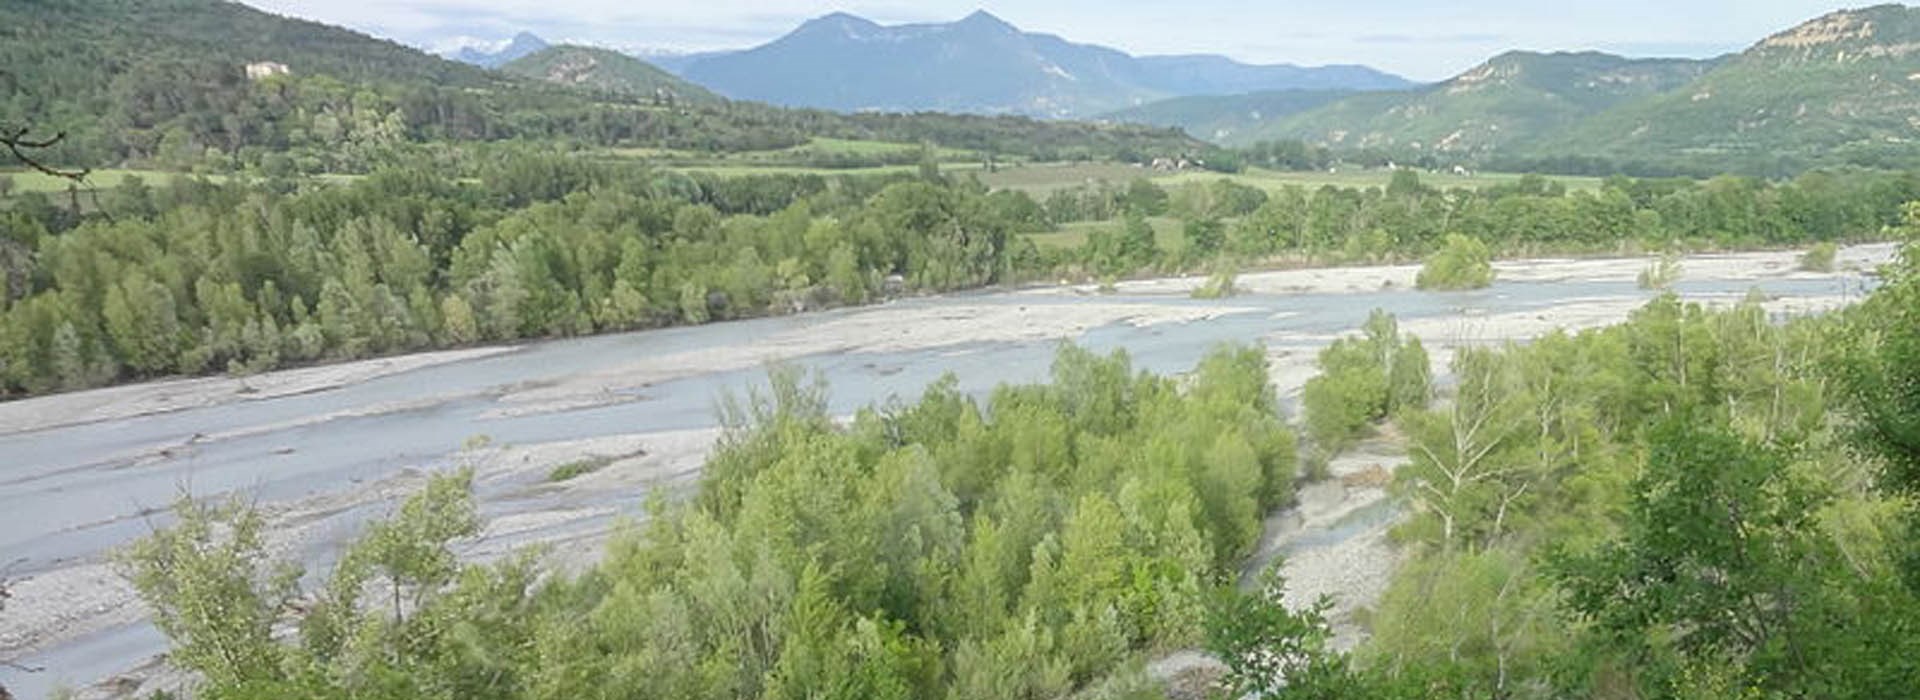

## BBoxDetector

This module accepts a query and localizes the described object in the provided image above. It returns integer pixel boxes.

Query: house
[1149,155,1206,172]
[245,61,291,80]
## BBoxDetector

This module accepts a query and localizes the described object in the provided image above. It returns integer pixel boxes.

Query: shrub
[1800,242,1838,273]
[1638,253,1683,290]
[548,456,613,482]
[1416,234,1494,290]
[1191,267,1238,299]
[1300,310,1431,460]
[1302,360,1387,456]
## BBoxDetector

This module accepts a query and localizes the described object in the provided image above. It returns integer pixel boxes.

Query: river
[0,244,1891,698]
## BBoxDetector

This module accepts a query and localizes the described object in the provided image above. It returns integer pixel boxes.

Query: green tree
[1549,420,1833,694]
[1831,232,1920,588]
[102,271,182,374]
[1183,217,1225,259]
[1204,566,1362,699]
[117,496,298,689]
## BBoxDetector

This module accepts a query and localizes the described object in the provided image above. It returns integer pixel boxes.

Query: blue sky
[242,0,1861,81]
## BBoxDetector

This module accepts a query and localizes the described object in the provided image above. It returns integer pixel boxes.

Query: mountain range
[16,0,1920,177]
[1110,51,1721,151]
[635,11,1412,118]
[1108,4,1920,174]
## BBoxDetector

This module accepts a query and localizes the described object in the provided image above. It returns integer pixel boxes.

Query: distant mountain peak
[1750,3,1920,60]
[798,11,881,37]
[451,31,550,68]
[680,11,1411,117]
[957,10,1014,29]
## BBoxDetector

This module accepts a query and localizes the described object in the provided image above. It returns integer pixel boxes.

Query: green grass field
[1,168,217,193]
[1155,167,1605,193]
[674,162,989,178]
[976,162,1604,195]
[975,162,1153,193]
[602,137,979,169]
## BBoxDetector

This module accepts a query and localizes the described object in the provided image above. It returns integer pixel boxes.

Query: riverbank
[0,242,1896,699]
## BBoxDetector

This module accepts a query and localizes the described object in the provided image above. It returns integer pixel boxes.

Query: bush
[1191,267,1238,299]
[1800,242,1838,272]
[548,456,613,482]
[1388,336,1432,413]
[1416,234,1494,290]
[124,346,1302,700]
[1299,310,1430,460]
[1302,362,1387,456]
[1637,253,1683,290]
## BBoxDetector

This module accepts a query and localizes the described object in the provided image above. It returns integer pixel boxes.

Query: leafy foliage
[125,344,1298,699]
[1415,233,1494,290]
[1300,310,1430,458]
[1830,211,1920,588]
[1799,241,1838,272]
[1188,266,1238,299]
[0,168,1040,397]
[1205,566,1361,699]
[1637,252,1684,290]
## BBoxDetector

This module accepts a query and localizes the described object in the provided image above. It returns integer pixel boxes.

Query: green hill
[1557,4,1920,173]
[1097,89,1353,143]
[0,0,565,166]
[0,0,1203,173]
[1130,5,1920,175]
[1249,51,1718,153]
[502,45,719,103]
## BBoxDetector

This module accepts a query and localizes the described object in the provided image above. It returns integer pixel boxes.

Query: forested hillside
[1096,90,1352,144]
[1121,51,1716,154]
[0,0,1202,175]
[1251,51,1717,154]
[1110,5,1920,176]
[1557,4,1920,174]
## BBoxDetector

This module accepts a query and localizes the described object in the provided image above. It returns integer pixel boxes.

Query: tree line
[1055,169,1920,276]
[7,162,1918,399]
[0,160,1056,397]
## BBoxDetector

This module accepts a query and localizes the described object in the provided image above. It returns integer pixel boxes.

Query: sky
[241,0,1859,81]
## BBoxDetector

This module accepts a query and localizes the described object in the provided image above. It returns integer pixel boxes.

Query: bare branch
[1,126,90,182]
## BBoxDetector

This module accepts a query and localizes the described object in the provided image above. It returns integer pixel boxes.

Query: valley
[7,1,1920,699]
